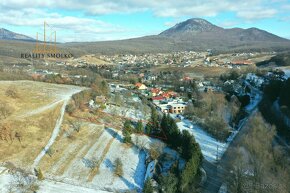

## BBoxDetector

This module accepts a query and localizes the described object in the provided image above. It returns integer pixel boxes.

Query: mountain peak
[0,28,34,41]
[160,18,222,36]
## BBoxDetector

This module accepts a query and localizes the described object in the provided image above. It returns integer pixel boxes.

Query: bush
[123,120,132,143]
[36,168,45,180]
[238,94,251,107]
[135,120,143,133]
[143,179,153,193]
[0,102,14,120]
[202,116,230,142]
[65,103,76,115]
[5,87,19,98]
[114,158,123,177]
[149,142,164,160]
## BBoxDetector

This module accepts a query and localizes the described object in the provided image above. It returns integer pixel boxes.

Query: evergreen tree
[124,120,132,133]
[161,113,170,131]
[136,120,143,133]
[146,107,159,134]
[280,78,290,108]
[160,173,178,193]
[181,130,200,161]
[145,122,152,135]
[123,120,132,143]
[143,179,153,193]
[180,153,201,192]
[166,114,181,148]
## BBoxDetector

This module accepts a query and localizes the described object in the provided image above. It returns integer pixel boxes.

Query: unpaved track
[32,88,85,170]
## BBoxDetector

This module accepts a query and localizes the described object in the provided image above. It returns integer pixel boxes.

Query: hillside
[159,18,286,42]
[64,18,290,54]
[1,18,290,57]
[257,52,290,66]
[0,28,34,41]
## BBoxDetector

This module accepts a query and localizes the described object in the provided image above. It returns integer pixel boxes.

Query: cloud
[0,0,284,20]
[0,0,289,41]
[283,4,290,10]
[0,8,126,42]
[236,8,277,20]
[218,20,240,28]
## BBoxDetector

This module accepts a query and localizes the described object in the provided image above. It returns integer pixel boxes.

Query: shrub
[37,168,44,180]
[143,179,154,193]
[114,158,123,177]
[65,103,76,115]
[202,116,230,142]
[5,87,19,98]
[0,102,14,120]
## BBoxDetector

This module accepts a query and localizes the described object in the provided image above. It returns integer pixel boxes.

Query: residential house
[151,88,163,97]
[135,83,147,90]
[152,96,165,104]
[231,60,253,65]
[169,103,187,114]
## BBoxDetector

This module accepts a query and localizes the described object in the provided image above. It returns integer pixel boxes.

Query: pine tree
[123,120,132,143]
[145,122,152,135]
[124,120,132,133]
[180,153,200,192]
[160,172,178,193]
[166,115,181,148]
[151,107,159,130]
[136,120,143,133]
[161,113,169,131]
[143,179,153,193]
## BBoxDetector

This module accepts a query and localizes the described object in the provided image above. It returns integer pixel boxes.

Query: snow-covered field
[43,127,147,192]
[104,104,149,121]
[0,167,110,193]
[172,78,263,163]
[173,115,228,163]
[0,81,149,193]
[284,69,290,78]
[0,127,147,193]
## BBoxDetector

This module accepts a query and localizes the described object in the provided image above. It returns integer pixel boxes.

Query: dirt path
[17,99,64,119]
[31,88,84,170]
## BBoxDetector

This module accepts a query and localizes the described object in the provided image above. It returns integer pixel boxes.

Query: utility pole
[44,21,46,52]
[54,31,56,52]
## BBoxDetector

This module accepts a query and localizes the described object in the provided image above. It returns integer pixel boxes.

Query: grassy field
[0,81,83,167]
[0,81,148,191]
[152,65,231,78]
[77,54,111,65]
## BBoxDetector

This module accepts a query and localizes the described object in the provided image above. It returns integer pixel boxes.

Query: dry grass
[76,55,111,65]
[0,81,81,167]
[152,65,230,78]
[0,101,62,167]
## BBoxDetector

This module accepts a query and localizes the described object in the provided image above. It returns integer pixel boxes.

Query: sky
[0,0,290,42]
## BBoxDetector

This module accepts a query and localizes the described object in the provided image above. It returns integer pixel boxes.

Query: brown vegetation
[184,92,237,141]
[226,113,290,193]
